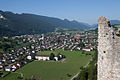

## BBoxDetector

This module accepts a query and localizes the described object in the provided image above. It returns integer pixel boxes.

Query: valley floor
[1,50,94,80]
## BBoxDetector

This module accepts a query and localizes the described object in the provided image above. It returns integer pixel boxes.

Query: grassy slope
[1,50,95,80]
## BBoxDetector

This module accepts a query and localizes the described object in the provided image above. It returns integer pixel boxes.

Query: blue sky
[0,0,120,24]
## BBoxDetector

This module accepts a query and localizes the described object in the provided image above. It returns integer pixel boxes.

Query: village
[0,30,97,77]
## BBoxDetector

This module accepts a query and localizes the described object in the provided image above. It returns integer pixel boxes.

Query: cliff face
[98,16,120,80]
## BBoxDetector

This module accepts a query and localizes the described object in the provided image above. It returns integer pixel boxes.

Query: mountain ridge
[1,10,120,36]
[0,10,91,36]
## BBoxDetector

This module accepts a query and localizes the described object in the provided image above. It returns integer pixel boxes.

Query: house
[82,47,91,51]
[2,58,6,62]
[54,54,63,61]
[54,56,58,61]
[27,55,32,60]
[5,66,12,72]
[0,65,3,68]
[32,51,35,53]
[12,64,18,69]
[11,59,15,62]
[3,36,8,39]
[77,47,81,50]
[27,54,36,60]
[17,62,21,67]
[35,55,50,61]
[12,68,16,72]
[89,46,93,50]
[59,54,62,58]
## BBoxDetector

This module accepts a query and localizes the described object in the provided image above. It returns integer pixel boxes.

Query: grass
[1,49,95,80]
[2,71,9,77]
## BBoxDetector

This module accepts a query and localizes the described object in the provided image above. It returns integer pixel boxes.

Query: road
[70,57,93,80]
[70,72,80,80]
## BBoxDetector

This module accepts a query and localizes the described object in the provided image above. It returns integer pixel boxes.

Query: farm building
[35,55,50,61]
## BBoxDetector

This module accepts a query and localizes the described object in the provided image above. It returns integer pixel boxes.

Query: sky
[0,0,120,24]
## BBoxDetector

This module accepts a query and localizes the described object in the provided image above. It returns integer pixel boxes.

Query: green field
[1,50,95,80]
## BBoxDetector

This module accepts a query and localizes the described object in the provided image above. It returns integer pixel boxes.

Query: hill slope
[0,10,90,36]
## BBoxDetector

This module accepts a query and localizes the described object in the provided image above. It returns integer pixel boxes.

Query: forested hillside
[0,10,90,36]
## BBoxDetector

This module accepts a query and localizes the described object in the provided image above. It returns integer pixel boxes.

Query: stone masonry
[98,16,120,80]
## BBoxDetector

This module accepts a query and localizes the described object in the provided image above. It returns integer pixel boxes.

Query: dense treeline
[74,50,97,80]
[0,10,90,36]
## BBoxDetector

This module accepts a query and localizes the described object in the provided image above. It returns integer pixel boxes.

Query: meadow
[1,50,95,80]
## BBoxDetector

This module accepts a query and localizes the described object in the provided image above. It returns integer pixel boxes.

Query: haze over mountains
[91,20,120,29]
[0,10,120,36]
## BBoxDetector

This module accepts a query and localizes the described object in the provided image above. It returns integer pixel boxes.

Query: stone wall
[98,16,120,80]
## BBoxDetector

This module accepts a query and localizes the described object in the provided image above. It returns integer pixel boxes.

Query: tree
[66,73,72,77]
[82,51,85,54]
[0,49,4,54]
[80,66,84,70]
[49,53,55,60]
[78,42,85,49]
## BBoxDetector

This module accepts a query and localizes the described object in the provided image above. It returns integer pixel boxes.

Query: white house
[35,55,50,61]
[12,65,17,69]
[54,54,63,61]
[59,54,62,58]
[12,59,15,62]
[27,54,36,60]
[27,55,32,60]
[17,63,21,67]
[77,47,81,50]
[54,57,58,61]
[0,65,3,68]
[5,66,12,72]
[82,48,91,51]
[32,50,35,53]
[2,58,6,62]
[12,68,15,72]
